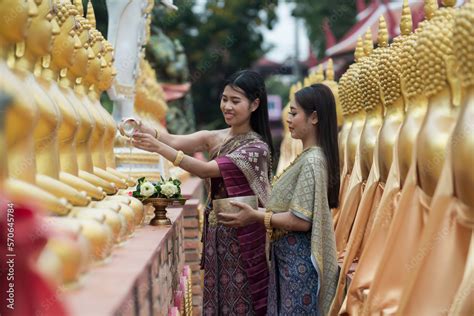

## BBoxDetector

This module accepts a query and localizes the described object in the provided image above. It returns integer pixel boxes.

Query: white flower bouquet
[132,176,183,200]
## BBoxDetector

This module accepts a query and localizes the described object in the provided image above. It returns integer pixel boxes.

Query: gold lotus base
[144,198,186,226]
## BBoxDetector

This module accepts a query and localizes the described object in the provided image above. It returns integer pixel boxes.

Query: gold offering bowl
[144,198,186,226]
[212,195,258,214]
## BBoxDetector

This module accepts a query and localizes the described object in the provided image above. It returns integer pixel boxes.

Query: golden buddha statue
[75,2,143,227]
[329,23,389,315]
[342,37,366,183]
[46,3,137,241]
[337,74,351,176]
[342,2,438,314]
[364,1,461,314]
[89,53,129,191]
[333,36,367,247]
[397,0,436,186]
[415,0,460,197]
[134,58,168,125]
[451,2,474,212]
[1,0,72,214]
[1,0,111,284]
[376,1,409,184]
[276,83,302,175]
[359,23,386,182]
[396,3,474,315]
[313,65,324,84]
[39,1,125,265]
[15,1,97,206]
[35,3,102,202]
[322,59,343,131]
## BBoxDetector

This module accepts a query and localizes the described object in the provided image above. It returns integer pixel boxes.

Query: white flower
[160,181,178,198]
[140,181,156,197]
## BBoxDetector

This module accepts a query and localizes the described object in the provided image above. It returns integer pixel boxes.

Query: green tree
[266,76,290,107]
[291,0,358,58]
[153,0,278,129]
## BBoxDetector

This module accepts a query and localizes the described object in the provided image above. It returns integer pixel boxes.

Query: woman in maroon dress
[132,70,273,315]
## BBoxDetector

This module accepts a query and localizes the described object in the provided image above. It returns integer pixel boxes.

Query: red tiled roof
[325,0,425,57]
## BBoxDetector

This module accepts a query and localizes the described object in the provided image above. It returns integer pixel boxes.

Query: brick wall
[180,178,204,315]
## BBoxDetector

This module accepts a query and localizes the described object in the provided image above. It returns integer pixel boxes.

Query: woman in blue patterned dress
[219,84,340,315]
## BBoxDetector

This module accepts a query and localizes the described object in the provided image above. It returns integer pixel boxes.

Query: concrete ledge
[62,177,204,316]
[64,207,184,316]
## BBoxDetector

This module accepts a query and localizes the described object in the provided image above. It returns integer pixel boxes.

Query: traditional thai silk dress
[202,132,272,316]
[266,147,339,316]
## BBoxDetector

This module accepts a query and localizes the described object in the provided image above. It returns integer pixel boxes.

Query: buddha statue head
[22,0,58,60]
[83,29,104,86]
[359,18,388,115]
[83,1,104,86]
[354,35,364,63]
[363,29,373,57]
[339,35,366,119]
[67,14,90,80]
[325,58,334,81]
[338,74,349,119]
[453,2,473,90]
[416,5,456,102]
[399,0,438,102]
[378,1,413,111]
[97,41,117,92]
[0,0,37,51]
[314,65,324,83]
[49,2,81,71]
[303,76,310,87]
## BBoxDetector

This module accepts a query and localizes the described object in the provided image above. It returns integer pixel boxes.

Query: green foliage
[153,0,279,129]
[290,0,358,58]
[265,76,291,107]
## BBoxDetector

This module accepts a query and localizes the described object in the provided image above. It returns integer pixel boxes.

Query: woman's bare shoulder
[207,128,230,152]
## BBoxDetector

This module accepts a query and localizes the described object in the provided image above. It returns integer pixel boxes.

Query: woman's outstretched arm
[135,121,225,154]
[132,132,221,179]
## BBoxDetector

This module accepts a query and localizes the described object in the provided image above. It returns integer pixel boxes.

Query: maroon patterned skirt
[202,157,268,315]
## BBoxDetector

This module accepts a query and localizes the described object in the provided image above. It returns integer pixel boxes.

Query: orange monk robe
[334,143,365,256]
[329,138,386,316]
[449,232,473,315]
[395,150,472,316]
[334,122,354,227]
[362,158,432,315]
[342,149,403,315]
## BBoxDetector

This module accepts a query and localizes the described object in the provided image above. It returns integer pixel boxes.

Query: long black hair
[222,70,275,158]
[295,83,340,208]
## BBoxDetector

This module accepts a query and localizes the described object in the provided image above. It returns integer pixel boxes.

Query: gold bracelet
[154,128,160,140]
[173,150,185,166]
[264,211,273,231]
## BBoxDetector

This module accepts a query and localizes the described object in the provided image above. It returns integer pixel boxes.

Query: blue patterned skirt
[268,231,319,315]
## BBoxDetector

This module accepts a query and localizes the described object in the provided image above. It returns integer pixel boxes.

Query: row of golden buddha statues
[278,0,473,315]
[0,0,152,287]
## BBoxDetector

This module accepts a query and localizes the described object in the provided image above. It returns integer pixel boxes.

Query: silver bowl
[212,195,258,214]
